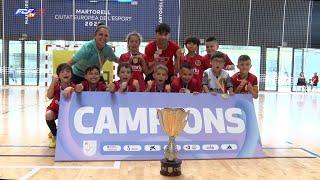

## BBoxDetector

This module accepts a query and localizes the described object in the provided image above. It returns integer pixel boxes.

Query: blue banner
[5,0,179,40]
[55,93,264,161]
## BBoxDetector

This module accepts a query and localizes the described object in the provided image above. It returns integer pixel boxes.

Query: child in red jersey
[231,55,258,99]
[107,63,140,92]
[311,72,318,87]
[203,36,234,70]
[181,37,206,84]
[144,23,183,84]
[119,31,148,91]
[64,65,107,96]
[171,62,201,93]
[145,64,170,92]
[46,63,74,148]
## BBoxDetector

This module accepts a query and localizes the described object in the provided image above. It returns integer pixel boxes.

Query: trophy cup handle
[181,110,189,130]
[157,109,162,120]
[184,110,190,121]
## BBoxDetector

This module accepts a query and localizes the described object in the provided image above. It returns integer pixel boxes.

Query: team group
[45,23,258,148]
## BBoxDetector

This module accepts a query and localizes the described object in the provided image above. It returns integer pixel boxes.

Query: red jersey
[81,80,107,91]
[312,75,319,85]
[113,79,137,92]
[203,53,234,69]
[119,52,146,91]
[171,77,201,93]
[145,40,179,76]
[181,54,205,83]
[231,72,258,93]
[147,80,169,92]
[47,82,75,115]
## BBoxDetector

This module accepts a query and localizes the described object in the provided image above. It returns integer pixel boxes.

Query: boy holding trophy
[202,51,234,95]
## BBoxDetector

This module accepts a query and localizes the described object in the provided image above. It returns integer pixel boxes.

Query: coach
[68,23,119,83]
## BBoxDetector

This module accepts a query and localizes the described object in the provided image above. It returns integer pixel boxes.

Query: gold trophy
[218,78,229,99]
[157,108,189,176]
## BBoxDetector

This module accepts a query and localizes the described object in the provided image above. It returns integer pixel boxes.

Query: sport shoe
[48,132,53,139]
[49,137,56,148]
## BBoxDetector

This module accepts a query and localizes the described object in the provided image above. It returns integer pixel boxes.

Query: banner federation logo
[83,140,97,156]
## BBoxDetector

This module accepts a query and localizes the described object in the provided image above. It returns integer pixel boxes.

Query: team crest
[195,60,202,66]
[83,140,97,157]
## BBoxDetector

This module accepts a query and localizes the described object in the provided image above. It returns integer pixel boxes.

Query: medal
[132,57,139,64]
[184,88,191,93]
[180,48,185,54]
[221,93,229,99]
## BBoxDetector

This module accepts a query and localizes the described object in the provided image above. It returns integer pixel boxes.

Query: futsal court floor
[0,86,320,179]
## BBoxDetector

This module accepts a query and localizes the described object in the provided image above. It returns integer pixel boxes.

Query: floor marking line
[284,141,320,158]
[0,165,119,170]
[0,154,54,157]
[113,161,121,169]
[19,167,40,180]
[0,145,49,148]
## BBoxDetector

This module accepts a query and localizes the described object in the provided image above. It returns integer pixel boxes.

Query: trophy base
[160,158,182,176]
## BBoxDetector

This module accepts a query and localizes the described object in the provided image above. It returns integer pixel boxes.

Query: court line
[113,161,121,169]
[265,156,315,159]
[12,162,122,180]
[285,141,293,144]
[0,154,54,157]
[0,164,120,170]
[19,167,40,180]
[263,147,319,158]
[0,145,49,147]
[299,148,320,158]
[285,141,320,158]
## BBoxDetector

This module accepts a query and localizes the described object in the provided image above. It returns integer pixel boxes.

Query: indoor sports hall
[1,0,320,179]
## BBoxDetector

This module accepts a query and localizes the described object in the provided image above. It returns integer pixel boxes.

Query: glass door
[304,48,320,92]
[278,48,293,92]
[9,41,21,85]
[292,49,304,92]
[265,48,279,91]
[25,41,38,85]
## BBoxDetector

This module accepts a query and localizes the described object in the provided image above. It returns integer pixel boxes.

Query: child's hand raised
[238,79,248,89]
[74,84,84,93]
[146,80,153,90]
[63,87,74,98]
[165,84,171,92]
[247,83,253,93]
[106,83,115,92]
[120,82,128,92]
[52,74,59,85]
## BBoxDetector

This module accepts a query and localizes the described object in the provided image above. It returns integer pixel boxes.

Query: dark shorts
[47,99,59,118]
